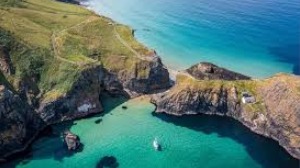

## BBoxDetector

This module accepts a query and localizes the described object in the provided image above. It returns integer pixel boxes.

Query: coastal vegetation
[0,0,157,101]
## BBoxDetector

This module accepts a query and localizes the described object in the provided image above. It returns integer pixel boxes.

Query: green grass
[0,0,153,101]
[116,25,153,56]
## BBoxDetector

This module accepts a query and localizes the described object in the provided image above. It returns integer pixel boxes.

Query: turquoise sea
[3,95,298,168]
[2,0,300,167]
[84,0,300,78]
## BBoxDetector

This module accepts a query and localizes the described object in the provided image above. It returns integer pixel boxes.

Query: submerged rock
[96,156,119,168]
[95,118,102,124]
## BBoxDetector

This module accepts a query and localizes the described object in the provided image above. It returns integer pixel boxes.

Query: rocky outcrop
[0,85,45,161]
[122,56,170,94]
[152,64,300,159]
[186,62,250,80]
[64,131,80,150]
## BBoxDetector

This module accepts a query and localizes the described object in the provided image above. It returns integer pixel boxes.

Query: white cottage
[241,91,256,104]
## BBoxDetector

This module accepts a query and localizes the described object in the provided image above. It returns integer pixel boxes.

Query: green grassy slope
[0,0,153,100]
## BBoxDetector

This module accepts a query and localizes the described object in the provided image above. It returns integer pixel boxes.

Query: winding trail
[50,15,185,83]
[51,16,150,66]
[51,16,98,66]
[112,24,155,62]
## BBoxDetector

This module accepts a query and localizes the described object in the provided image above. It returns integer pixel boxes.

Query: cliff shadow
[154,112,299,168]
[269,43,300,75]
[1,93,129,168]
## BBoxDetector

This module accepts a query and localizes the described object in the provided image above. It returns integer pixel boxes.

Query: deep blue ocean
[84,0,300,78]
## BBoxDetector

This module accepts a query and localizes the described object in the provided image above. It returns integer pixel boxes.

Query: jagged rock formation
[0,85,45,161]
[186,62,250,80]
[64,131,80,150]
[152,63,300,159]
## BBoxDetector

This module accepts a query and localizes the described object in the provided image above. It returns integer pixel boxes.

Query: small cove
[3,95,298,168]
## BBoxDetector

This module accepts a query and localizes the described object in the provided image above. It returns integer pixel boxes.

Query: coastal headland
[0,0,299,162]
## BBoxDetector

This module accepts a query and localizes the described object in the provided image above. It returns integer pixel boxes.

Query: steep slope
[152,63,300,159]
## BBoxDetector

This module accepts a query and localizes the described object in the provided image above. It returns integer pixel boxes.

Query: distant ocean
[84,0,300,78]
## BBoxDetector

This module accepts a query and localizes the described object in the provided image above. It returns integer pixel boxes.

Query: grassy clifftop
[0,0,154,100]
[175,71,300,114]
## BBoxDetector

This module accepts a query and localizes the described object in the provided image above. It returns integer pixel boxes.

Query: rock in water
[64,131,80,150]
[96,156,119,168]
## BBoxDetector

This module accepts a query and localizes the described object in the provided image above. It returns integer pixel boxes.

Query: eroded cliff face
[0,53,170,160]
[122,57,170,94]
[152,63,300,159]
[38,66,104,123]
[0,85,45,161]
[37,57,169,123]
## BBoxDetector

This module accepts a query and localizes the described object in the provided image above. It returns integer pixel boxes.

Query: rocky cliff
[38,56,169,124]
[0,85,45,161]
[152,63,300,159]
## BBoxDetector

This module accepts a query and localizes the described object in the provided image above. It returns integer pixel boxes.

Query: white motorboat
[153,137,160,151]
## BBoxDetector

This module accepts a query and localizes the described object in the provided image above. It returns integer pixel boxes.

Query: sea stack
[64,131,80,150]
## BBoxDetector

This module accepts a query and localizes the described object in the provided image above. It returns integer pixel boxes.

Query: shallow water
[3,95,298,168]
[84,0,300,78]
